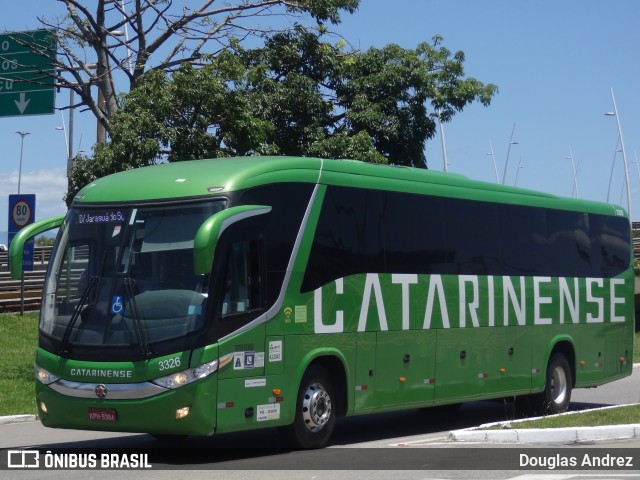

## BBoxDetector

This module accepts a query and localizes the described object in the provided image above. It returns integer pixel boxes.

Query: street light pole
[14,130,30,317]
[606,136,622,203]
[514,156,524,186]
[605,88,631,221]
[566,145,579,198]
[501,123,519,184]
[437,108,448,172]
[15,131,30,194]
[486,140,499,183]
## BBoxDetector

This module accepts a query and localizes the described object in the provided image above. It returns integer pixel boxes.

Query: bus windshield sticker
[111,296,124,315]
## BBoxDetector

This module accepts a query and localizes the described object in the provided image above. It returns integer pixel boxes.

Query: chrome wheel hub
[301,382,332,432]
[550,365,568,405]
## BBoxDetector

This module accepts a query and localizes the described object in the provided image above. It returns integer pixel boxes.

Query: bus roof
[72,156,625,217]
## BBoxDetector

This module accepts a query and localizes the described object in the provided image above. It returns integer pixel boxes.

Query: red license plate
[88,407,117,423]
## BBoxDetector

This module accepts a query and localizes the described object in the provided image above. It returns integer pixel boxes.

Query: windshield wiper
[58,275,98,356]
[124,278,151,358]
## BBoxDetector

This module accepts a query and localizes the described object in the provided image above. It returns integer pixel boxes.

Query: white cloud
[0,167,68,242]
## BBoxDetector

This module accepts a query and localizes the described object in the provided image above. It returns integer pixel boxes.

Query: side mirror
[193,205,271,275]
[10,215,65,279]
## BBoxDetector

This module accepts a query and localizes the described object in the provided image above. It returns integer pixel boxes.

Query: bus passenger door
[209,222,269,433]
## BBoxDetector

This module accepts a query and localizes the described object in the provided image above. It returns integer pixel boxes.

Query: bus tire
[535,353,573,415]
[283,365,336,449]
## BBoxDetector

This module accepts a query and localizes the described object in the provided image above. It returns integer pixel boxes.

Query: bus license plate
[88,407,117,423]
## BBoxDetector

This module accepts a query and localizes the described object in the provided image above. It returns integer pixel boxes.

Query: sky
[0,0,639,244]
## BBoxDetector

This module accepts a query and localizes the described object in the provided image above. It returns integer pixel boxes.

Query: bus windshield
[40,201,225,360]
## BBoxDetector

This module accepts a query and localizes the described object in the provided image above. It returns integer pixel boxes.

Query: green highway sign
[0,29,56,117]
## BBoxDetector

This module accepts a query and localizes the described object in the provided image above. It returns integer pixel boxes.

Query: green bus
[10,156,634,448]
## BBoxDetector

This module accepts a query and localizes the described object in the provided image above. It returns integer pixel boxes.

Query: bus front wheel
[283,365,336,449]
[535,353,573,415]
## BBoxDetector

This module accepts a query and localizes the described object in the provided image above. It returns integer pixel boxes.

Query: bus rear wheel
[534,353,573,415]
[282,365,336,449]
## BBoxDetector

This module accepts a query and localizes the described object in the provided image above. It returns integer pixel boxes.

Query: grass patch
[0,312,38,416]
[485,405,640,430]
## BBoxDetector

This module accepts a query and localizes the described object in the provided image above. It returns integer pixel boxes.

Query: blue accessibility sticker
[111,296,124,314]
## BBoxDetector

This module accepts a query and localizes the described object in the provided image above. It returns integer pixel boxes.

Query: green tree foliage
[66,31,496,204]
[35,236,55,247]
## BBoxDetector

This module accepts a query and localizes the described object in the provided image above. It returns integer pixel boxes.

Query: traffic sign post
[8,194,36,316]
[0,30,56,117]
[8,194,36,272]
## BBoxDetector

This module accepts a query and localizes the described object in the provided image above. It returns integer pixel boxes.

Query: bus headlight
[152,359,219,389]
[35,364,60,385]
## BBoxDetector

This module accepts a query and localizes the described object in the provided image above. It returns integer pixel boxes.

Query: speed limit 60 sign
[8,194,36,271]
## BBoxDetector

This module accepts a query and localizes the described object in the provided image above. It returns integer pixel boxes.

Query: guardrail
[0,246,51,313]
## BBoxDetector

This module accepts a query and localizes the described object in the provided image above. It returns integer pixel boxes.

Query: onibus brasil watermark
[7,450,151,469]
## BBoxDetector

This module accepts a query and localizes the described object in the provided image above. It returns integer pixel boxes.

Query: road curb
[448,403,640,444]
[0,415,38,426]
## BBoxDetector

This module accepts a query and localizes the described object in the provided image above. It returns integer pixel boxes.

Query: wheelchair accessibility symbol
[111,296,124,314]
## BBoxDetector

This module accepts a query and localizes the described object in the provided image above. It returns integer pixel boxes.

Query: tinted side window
[384,192,449,274]
[220,240,261,317]
[238,183,314,304]
[445,198,501,275]
[301,187,384,292]
[546,210,592,277]
[302,186,630,292]
[590,214,630,277]
[212,215,266,340]
[498,204,548,276]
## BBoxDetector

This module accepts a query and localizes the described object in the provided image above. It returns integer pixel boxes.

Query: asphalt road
[1,369,639,479]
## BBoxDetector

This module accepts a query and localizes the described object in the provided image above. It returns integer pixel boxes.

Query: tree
[9,0,358,141]
[242,31,496,167]
[65,31,497,202]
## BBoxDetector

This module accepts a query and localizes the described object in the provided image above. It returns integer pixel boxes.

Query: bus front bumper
[35,376,217,436]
